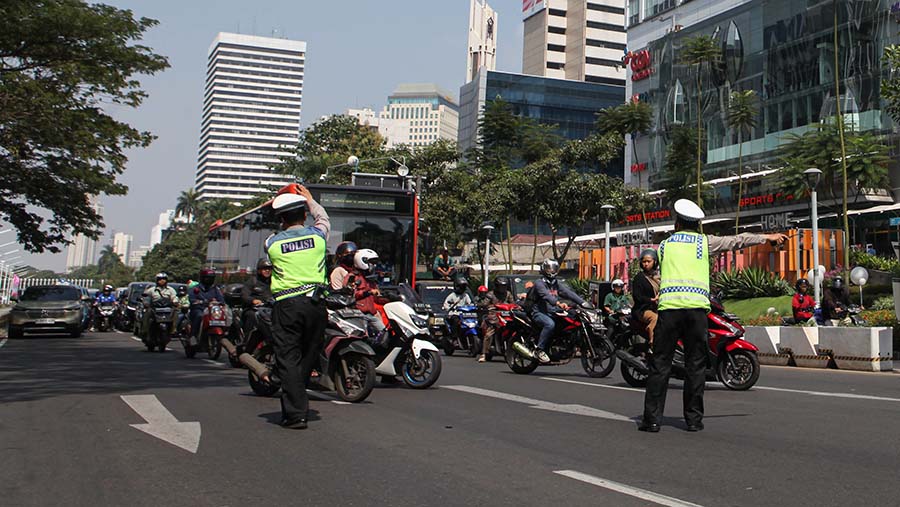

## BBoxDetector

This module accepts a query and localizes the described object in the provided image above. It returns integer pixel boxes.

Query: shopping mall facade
[620,0,900,256]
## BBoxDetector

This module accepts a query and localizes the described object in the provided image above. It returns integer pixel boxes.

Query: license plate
[35,318,55,325]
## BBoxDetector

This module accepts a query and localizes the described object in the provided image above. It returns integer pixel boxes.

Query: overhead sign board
[760,212,791,232]
[616,230,650,246]
[522,0,546,20]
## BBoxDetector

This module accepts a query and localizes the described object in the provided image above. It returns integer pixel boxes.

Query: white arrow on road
[121,395,201,453]
[444,385,631,422]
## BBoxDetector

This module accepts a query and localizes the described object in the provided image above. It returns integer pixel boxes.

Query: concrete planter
[791,354,831,369]
[758,352,791,366]
[779,326,819,357]
[743,326,780,355]
[893,278,900,322]
[818,327,894,372]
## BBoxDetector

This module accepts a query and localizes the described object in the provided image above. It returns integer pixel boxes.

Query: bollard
[239,352,270,380]
[220,337,238,356]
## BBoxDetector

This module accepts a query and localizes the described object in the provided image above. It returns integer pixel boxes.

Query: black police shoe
[686,422,704,432]
[638,421,660,433]
[281,418,308,430]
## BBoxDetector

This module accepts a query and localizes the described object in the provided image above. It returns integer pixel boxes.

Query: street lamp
[601,204,615,281]
[332,155,410,188]
[482,223,495,284]
[804,168,822,305]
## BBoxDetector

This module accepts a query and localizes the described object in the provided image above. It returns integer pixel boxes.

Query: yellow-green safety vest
[658,231,711,311]
[266,226,327,301]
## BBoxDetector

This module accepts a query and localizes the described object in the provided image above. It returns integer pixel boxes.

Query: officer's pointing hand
[767,233,788,246]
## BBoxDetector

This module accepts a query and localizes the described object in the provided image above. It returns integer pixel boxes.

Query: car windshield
[128,284,151,304]
[419,286,454,306]
[20,286,81,302]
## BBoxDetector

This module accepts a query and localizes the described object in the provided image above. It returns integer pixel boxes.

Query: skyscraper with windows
[522,0,627,86]
[378,84,459,148]
[467,0,498,83]
[194,32,305,201]
[65,197,102,272]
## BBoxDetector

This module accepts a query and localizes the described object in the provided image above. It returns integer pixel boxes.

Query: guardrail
[744,326,894,372]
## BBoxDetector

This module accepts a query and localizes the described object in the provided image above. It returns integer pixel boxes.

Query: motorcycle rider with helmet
[822,277,852,326]
[530,259,585,364]
[189,268,225,341]
[241,258,274,350]
[475,276,515,363]
[330,241,358,291]
[344,248,387,345]
[91,284,117,331]
[442,276,473,311]
[791,279,815,325]
[603,279,630,315]
[176,285,190,335]
[142,273,178,337]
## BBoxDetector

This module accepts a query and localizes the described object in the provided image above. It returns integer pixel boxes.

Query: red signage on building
[630,162,648,174]
[623,50,652,82]
[739,192,796,208]
[625,209,671,223]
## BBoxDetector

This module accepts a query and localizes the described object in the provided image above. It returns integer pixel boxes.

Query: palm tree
[597,101,653,232]
[726,90,758,236]
[832,0,850,276]
[680,35,722,208]
[175,188,200,223]
[97,245,120,274]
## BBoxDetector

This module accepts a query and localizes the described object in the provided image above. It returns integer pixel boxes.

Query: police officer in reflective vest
[640,199,787,433]
[267,185,330,430]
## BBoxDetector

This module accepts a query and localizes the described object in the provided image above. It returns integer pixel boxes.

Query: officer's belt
[273,284,318,299]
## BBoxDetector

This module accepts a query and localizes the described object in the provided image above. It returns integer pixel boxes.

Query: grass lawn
[722,296,793,321]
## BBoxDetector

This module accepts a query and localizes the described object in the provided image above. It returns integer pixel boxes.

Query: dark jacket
[631,272,659,316]
[189,284,224,309]
[822,287,850,319]
[532,278,584,315]
[241,275,272,306]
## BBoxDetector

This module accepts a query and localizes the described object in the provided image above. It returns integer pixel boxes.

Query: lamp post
[482,224,495,285]
[601,204,615,281]
[804,168,822,305]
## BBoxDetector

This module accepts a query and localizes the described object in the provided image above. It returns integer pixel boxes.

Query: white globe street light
[601,204,615,281]
[804,168,823,306]
[850,266,869,308]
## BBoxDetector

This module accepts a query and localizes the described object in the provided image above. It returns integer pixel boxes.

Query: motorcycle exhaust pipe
[238,352,270,380]
[615,349,650,375]
[220,337,238,356]
[512,341,535,360]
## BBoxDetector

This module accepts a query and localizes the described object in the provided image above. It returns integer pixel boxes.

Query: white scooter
[374,300,442,389]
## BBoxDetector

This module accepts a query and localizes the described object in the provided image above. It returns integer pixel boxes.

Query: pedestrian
[266,184,330,430]
[640,199,787,433]
[432,247,455,280]
[631,249,660,346]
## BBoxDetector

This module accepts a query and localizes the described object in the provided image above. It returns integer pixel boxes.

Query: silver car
[8,285,88,338]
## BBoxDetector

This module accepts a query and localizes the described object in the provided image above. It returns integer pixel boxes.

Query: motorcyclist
[176,285,190,335]
[822,277,851,325]
[603,279,630,315]
[330,241,358,291]
[241,258,274,350]
[91,284,117,331]
[630,249,660,345]
[475,277,515,363]
[530,259,585,364]
[791,279,815,325]
[442,276,473,311]
[189,268,225,339]
[143,273,178,335]
[344,248,387,345]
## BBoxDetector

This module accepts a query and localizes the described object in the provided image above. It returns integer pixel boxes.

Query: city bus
[207,183,419,285]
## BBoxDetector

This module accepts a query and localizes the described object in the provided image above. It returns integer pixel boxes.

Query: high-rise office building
[345,108,408,149]
[378,84,459,148]
[522,0,627,86]
[150,210,175,248]
[129,245,151,270]
[112,232,132,263]
[467,0,498,83]
[194,32,305,201]
[65,198,102,272]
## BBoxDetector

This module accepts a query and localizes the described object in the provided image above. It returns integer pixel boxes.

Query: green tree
[278,115,385,184]
[97,245,121,273]
[175,188,200,222]
[136,232,204,283]
[661,125,713,206]
[680,35,722,207]
[881,45,900,124]
[725,90,758,235]
[0,0,168,253]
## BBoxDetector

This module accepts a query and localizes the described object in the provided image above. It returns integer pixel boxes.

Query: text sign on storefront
[761,212,791,232]
[890,217,900,226]
[616,230,649,246]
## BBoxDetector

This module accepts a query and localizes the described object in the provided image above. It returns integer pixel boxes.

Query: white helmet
[612,279,624,287]
[272,192,307,215]
[354,249,379,271]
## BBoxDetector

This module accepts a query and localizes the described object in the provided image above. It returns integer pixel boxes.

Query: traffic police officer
[640,199,787,433]
[267,184,330,430]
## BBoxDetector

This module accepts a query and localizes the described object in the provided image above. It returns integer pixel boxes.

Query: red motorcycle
[182,300,229,359]
[480,302,524,361]
[619,298,760,390]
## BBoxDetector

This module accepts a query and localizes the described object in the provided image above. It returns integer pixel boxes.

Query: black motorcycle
[143,300,175,353]
[95,303,117,332]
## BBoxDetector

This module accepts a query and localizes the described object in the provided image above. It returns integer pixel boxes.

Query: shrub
[713,267,793,299]
[567,278,594,299]
[871,296,896,311]
[850,251,900,273]
[744,315,782,326]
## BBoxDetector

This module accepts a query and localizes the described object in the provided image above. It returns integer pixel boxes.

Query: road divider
[744,326,894,372]
[444,385,630,422]
[554,470,704,507]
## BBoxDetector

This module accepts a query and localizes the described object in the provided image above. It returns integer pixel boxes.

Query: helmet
[199,268,216,286]
[177,286,187,297]
[353,249,379,271]
[612,279,624,288]
[103,284,113,292]
[335,241,359,267]
[453,277,469,294]
[795,279,809,290]
[832,276,844,290]
[477,285,489,294]
[494,277,510,291]
[272,192,307,216]
[155,272,168,282]
[540,259,560,279]
[256,258,273,271]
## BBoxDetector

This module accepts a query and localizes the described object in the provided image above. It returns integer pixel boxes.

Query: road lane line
[542,376,643,392]
[555,470,704,507]
[444,385,630,422]
[754,386,900,403]
[130,336,141,342]
[202,359,225,368]
[0,338,7,349]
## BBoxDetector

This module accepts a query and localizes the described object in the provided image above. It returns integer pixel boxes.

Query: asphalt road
[1,330,898,507]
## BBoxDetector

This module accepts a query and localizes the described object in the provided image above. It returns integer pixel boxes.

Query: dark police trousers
[272,295,326,422]
[643,308,709,426]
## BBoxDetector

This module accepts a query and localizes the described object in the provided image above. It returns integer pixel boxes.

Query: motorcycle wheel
[504,337,539,375]
[248,349,279,396]
[334,353,376,402]
[581,335,616,378]
[717,350,760,391]
[205,331,222,360]
[183,341,196,359]
[442,338,455,356]
[401,350,442,389]
[621,354,649,388]
[157,332,168,353]
[468,335,481,358]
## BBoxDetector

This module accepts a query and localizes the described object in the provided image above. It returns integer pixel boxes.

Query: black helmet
[335,241,359,267]
[103,284,113,292]
[177,286,187,297]
[832,276,844,290]
[494,277,510,291]
[155,272,168,282]
[453,277,469,294]
[796,279,809,290]
[256,258,273,271]
[199,268,216,287]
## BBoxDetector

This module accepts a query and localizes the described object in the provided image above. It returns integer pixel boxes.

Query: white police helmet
[272,193,307,216]
[673,199,705,222]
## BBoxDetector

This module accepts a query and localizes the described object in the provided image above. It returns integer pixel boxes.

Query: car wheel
[8,326,23,339]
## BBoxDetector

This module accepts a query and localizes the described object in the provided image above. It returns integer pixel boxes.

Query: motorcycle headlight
[410,315,428,329]
[430,316,444,326]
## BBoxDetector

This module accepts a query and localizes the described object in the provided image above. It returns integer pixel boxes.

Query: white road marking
[306,390,350,405]
[754,386,900,403]
[0,338,7,349]
[130,336,141,342]
[121,394,201,453]
[555,470,704,507]
[542,376,644,392]
[202,359,225,368]
[444,385,630,422]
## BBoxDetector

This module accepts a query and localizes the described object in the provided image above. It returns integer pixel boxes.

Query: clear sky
[22,0,526,272]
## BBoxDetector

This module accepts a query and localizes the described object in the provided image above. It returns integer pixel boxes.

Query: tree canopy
[0,0,169,252]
